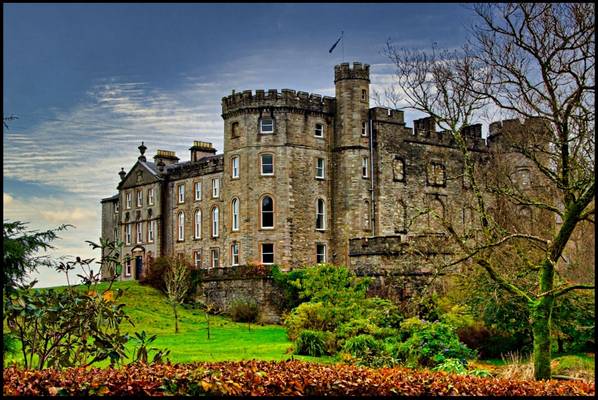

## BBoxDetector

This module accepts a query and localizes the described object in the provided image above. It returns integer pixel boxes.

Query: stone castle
[100,61,541,290]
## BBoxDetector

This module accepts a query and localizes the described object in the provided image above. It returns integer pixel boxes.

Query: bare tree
[384,2,594,380]
[164,257,192,334]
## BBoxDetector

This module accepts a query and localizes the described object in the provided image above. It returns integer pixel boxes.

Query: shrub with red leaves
[3,360,594,396]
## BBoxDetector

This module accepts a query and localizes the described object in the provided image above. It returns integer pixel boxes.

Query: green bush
[394,317,476,368]
[295,330,333,357]
[228,298,259,323]
[270,265,306,311]
[341,334,383,359]
[432,358,468,374]
[284,302,335,340]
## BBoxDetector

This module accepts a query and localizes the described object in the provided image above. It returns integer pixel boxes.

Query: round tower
[331,62,372,266]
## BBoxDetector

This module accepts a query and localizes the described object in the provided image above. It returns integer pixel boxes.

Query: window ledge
[315,177,325,180]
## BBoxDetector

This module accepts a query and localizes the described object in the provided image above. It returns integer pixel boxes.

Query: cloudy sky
[4,3,476,287]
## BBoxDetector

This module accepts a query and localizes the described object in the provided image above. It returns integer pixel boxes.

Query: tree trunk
[173,303,179,334]
[531,258,556,380]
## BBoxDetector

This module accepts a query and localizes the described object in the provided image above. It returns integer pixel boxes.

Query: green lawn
[5,280,333,366]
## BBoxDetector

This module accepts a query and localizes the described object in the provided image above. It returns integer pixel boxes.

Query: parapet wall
[221,89,335,117]
[334,62,370,82]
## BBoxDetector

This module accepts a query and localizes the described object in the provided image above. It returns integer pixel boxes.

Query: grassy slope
[7,280,330,366]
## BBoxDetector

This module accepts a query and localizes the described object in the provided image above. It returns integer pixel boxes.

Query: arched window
[261,195,274,229]
[316,198,325,230]
[231,198,240,231]
[211,207,219,237]
[194,209,201,239]
[178,211,185,241]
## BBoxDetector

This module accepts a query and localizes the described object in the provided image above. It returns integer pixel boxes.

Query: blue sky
[3,3,476,287]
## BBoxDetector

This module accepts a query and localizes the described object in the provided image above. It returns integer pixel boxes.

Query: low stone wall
[194,266,282,324]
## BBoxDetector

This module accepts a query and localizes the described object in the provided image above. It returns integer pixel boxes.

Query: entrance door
[135,256,143,280]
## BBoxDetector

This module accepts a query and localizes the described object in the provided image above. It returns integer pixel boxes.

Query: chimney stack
[189,141,216,162]
[153,149,179,168]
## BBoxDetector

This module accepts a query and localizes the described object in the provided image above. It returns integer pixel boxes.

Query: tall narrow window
[261,196,274,229]
[260,117,274,134]
[428,198,445,231]
[393,157,405,182]
[316,243,326,263]
[316,158,325,179]
[361,122,368,136]
[362,157,369,178]
[178,212,185,241]
[261,243,274,264]
[211,207,219,237]
[314,123,324,138]
[260,154,274,175]
[178,184,185,203]
[136,222,143,243]
[194,210,201,239]
[115,202,119,213]
[231,156,239,179]
[211,249,219,268]
[194,250,202,268]
[396,201,408,233]
[231,121,240,138]
[126,224,132,245]
[148,220,155,242]
[114,227,118,240]
[126,192,132,209]
[361,89,367,101]
[125,258,132,276]
[316,198,325,230]
[194,182,202,201]
[427,162,445,186]
[363,200,371,230]
[148,188,155,205]
[231,198,240,231]
[231,242,239,266]
[212,178,220,198]
[137,190,143,207]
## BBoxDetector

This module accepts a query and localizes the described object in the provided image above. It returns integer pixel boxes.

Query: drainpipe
[368,111,375,237]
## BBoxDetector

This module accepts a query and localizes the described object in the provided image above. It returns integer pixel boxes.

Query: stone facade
[100,61,548,286]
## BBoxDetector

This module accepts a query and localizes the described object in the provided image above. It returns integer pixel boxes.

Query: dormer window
[260,117,274,134]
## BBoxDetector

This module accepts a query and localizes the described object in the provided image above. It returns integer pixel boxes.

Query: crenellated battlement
[221,88,336,117]
[334,62,370,83]
[371,107,405,124]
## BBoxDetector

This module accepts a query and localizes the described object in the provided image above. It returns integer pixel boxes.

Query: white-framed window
[137,190,143,207]
[362,156,369,178]
[316,198,326,230]
[115,203,119,213]
[126,192,132,209]
[211,207,219,237]
[260,154,274,175]
[194,209,202,239]
[212,178,220,198]
[136,222,143,243]
[125,258,132,276]
[148,187,155,205]
[194,250,202,268]
[211,248,219,268]
[232,198,240,231]
[260,117,274,134]
[178,211,185,241]
[231,156,239,179]
[316,158,325,179]
[178,184,185,203]
[314,123,324,138]
[316,243,326,264]
[361,89,367,101]
[260,195,274,229]
[361,121,368,136]
[261,243,274,265]
[148,220,155,242]
[125,224,132,245]
[231,242,239,266]
[194,182,202,201]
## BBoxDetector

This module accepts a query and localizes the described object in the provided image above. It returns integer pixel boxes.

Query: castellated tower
[221,88,335,269]
[331,62,372,266]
